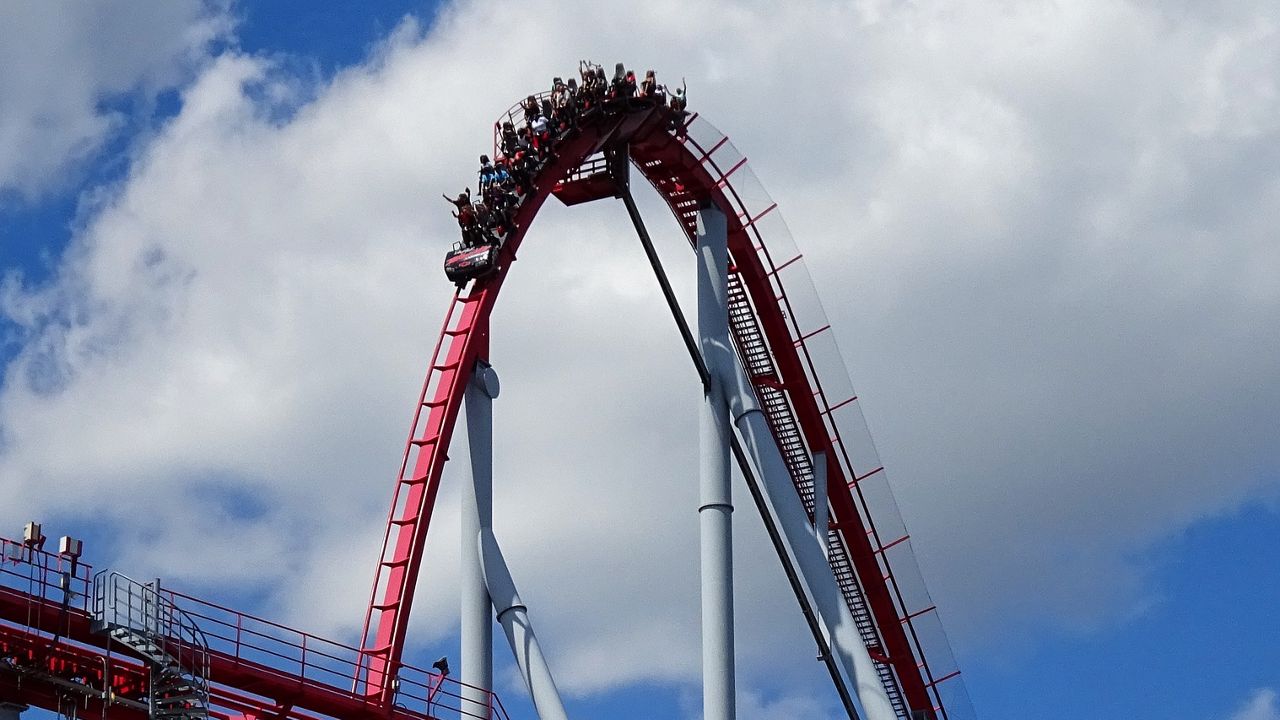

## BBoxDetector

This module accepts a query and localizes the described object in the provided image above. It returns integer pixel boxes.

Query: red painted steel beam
[0,676,141,720]
[0,624,151,705]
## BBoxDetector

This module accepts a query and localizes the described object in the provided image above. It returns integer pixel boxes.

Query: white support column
[478,529,569,720]
[697,204,736,720]
[462,361,500,718]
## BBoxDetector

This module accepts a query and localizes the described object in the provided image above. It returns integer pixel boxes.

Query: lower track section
[0,540,507,720]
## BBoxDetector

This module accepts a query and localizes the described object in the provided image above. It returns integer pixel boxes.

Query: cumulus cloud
[736,690,841,720]
[2,0,1280,711]
[1232,689,1280,720]
[0,0,232,198]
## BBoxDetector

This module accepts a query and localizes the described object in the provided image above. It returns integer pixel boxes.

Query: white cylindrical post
[697,204,735,720]
[478,530,569,720]
[462,361,500,718]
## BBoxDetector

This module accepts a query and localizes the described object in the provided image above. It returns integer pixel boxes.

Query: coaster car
[444,241,500,285]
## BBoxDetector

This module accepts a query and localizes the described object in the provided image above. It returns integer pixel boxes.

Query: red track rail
[359,96,972,719]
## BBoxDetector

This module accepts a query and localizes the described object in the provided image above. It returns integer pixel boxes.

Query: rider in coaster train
[444,62,687,282]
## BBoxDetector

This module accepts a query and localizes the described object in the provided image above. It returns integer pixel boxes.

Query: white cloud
[736,689,841,720]
[2,0,1279,710]
[673,684,843,720]
[0,0,232,199]
[1232,689,1280,720]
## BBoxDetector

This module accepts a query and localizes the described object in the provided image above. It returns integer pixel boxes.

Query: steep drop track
[358,92,973,720]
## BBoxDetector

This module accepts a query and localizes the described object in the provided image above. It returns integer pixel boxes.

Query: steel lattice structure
[0,79,972,720]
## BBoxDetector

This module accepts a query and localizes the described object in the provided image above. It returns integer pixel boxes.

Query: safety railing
[167,587,509,720]
[0,541,154,709]
[557,153,609,184]
[490,84,618,162]
[492,91,552,161]
[677,115,977,720]
[1,535,508,720]
[0,536,95,631]
[93,573,210,675]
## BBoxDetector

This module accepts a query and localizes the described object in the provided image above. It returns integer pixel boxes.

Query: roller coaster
[0,68,973,720]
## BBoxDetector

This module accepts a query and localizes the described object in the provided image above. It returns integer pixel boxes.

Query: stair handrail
[92,570,212,709]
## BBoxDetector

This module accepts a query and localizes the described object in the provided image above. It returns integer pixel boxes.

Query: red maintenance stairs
[0,534,507,720]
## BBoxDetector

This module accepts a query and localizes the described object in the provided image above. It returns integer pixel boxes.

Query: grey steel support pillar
[462,361,500,718]
[0,704,26,720]
[726,361,895,720]
[478,530,569,720]
[697,204,736,720]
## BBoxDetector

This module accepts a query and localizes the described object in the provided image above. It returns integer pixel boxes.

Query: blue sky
[2,2,1279,720]
[1,0,430,313]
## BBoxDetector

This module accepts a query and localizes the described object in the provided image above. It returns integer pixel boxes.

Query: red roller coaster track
[0,82,971,720]
[356,94,971,719]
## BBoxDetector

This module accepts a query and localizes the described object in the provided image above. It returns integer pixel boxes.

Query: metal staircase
[90,572,211,720]
[725,272,911,720]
